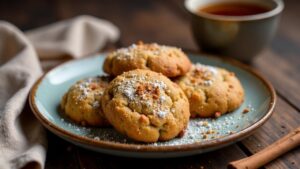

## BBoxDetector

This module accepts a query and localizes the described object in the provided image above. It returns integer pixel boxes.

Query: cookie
[61,76,111,126]
[103,42,192,77]
[175,63,244,118]
[101,69,190,142]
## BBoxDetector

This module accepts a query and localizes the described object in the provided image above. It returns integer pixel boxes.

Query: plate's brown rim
[29,52,276,153]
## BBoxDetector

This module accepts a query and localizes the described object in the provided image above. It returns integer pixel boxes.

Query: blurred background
[0,0,299,55]
[0,0,196,49]
[1,1,300,168]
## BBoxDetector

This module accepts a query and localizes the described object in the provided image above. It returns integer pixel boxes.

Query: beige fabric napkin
[0,15,120,169]
[26,15,119,59]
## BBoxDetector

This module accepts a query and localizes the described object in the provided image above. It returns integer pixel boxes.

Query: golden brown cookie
[175,63,244,118]
[101,69,190,142]
[61,76,111,126]
[103,42,192,77]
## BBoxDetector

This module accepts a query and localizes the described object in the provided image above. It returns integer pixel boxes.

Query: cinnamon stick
[228,127,300,169]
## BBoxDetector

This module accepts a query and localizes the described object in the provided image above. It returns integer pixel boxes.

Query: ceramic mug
[185,0,284,62]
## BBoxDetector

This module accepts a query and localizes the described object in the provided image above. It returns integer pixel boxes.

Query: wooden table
[1,0,300,168]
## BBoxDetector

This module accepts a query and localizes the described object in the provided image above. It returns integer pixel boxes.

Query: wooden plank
[268,0,300,107]
[276,0,300,44]
[76,144,247,169]
[53,0,197,49]
[253,49,300,110]
[1,0,299,168]
[242,97,300,169]
[160,1,300,168]
[258,0,300,109]
[50,1,300,168]
[45,132,80,169]
[0,0,58,30]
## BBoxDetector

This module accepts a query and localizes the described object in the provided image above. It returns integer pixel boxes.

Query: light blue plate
[29,53,276,158]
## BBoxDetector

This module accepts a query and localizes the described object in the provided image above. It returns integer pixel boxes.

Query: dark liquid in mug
[199,2,271,16]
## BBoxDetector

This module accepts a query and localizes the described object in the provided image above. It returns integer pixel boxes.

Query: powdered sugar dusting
[206,66,218,76]
[157,110,168,118]
[193,63,219,86]
[160,95,166,102]
[203,80,213,86]
[59,104,254,146]
[122,87,135,100]
[115,74,170,118]
[70,76,108,103]
[112,43,182,61]
[92,101,100,109]
[152,79,167,89]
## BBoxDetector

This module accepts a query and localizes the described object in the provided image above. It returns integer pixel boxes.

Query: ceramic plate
[29,53,276,158]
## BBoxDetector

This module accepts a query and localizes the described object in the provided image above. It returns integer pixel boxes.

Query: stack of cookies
[61,42,244,143]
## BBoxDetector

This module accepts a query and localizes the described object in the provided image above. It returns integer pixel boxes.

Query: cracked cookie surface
[61,76,111,126]
[175,63,244,118]
[103,42,192,77]
[101,69,190,142]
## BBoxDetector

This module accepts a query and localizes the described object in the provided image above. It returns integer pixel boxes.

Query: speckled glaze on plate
[29,53,276,158]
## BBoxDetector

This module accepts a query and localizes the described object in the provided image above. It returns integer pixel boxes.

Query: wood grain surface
[1,0,299,168]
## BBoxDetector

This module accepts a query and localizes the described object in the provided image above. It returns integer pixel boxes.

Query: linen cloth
[0,15,120,169]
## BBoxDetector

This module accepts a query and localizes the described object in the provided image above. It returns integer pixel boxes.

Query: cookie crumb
[243,108,250,114]
[197,121,209,127]
[227,131,234,134]
[214,112,221,118]
[206,130,215,134]
[89,83,97,90]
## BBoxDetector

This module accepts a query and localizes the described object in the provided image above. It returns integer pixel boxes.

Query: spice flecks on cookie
[103,42,192,77]
[176,63,244,118]
[102,69,190,142]
[191,63,219,87]
[60,76,111,126]
[114,73,170,119]
[114,43,181,60]
[74,77,104,102]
